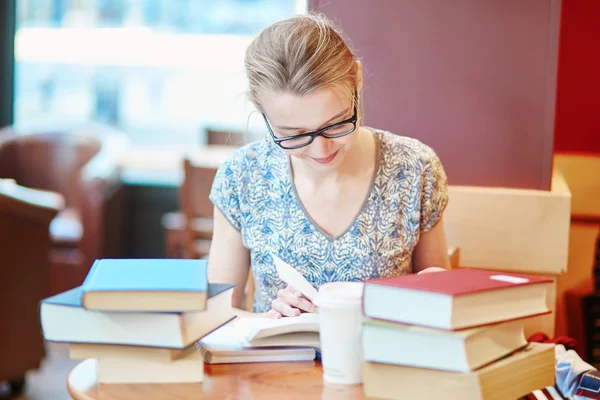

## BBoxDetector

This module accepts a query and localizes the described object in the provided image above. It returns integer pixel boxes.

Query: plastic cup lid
[314,281,364,309]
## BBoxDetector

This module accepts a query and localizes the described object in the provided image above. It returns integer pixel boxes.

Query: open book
[197,313,320,364]
[235,313,320,344]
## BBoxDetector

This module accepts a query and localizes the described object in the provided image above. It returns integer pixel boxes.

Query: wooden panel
[554,154,600,219]
[555,222,600,341]
[443,170,571,274]
[310,0,560,190]
[551,154,600,351]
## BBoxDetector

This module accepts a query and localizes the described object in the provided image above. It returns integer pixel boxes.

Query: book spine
[80,259,101,309]
[81,259,100,290]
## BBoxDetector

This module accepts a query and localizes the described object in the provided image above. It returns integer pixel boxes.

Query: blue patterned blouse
[209,128,449,312]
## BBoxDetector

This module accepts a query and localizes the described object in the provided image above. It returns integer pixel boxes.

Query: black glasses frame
[262,91,358,150]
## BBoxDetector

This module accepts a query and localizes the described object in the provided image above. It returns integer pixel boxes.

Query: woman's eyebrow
[275,108,350,131]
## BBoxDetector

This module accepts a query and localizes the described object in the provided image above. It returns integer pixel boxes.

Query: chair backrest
[179,158,218,259]
[0,131,102,210]
[0,126,129,277]
[206,127,247,147]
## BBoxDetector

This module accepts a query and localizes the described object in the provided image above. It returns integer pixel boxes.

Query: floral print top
[209,128,449,312]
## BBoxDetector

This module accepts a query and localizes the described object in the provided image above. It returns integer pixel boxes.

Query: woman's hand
[417,266,448,274]
[267,285,319,319]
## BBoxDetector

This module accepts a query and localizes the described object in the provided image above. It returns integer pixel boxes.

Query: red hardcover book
[363,268,553,330]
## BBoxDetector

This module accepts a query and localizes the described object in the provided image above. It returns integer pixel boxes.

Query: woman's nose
[310,136,332,155]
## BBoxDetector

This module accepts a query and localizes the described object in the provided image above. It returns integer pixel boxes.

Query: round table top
[67,359,369,400]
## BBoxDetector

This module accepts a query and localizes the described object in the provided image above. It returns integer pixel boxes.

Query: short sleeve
[209,158,242,231]
[420,152,449,232]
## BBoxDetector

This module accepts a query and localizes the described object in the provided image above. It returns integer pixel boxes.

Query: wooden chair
[161,212,213,258]
[0,125,129,295]
[161,129,245,257]
[178,158,217,259]
[0,180,63,395]
[178,156,256,310]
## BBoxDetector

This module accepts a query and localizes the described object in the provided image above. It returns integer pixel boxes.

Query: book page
[233,313,320,341]
[197,324,318,355]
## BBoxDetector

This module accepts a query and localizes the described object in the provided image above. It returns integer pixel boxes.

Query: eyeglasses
[262,92,358,150]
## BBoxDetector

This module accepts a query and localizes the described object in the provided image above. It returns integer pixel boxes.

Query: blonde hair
[245,12,359,113]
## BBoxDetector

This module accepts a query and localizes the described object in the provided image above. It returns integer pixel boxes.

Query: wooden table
[67,359,371,400]
[117,145,236,187]
[118,145,236,174]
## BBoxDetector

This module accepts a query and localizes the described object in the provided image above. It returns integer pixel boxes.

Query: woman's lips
[311,150,340,164]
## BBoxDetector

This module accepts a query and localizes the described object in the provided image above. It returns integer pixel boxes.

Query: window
[14,0,307,149]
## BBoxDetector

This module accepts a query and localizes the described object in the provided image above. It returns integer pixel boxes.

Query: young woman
[207,12,450,318]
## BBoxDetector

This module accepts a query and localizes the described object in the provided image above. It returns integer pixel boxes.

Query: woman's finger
[417,266,447,275]
[279,289,318,313]
[271,297,301,317]
[267,309,282,319]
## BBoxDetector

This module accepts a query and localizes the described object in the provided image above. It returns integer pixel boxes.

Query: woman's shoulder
[372,128,442,171]
[218,138,283,175]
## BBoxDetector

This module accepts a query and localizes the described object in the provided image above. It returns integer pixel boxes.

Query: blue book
[81,258,209,312]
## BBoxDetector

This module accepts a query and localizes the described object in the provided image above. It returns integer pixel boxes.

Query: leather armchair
[0,124,130,295]
[0,180,63,394]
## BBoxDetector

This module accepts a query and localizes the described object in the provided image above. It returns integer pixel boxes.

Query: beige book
[363,318,528,372]
[69,342,197,362]
[41,284,234,349]
[96,351,204,384]
[363,342,555,400]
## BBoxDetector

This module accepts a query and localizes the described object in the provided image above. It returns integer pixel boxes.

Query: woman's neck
[290,127,376,185]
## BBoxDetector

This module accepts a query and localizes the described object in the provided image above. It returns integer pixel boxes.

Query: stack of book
[361,268,557,400]
[40,258,235,384]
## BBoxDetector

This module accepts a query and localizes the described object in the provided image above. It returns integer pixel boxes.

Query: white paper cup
[313,281,364,385]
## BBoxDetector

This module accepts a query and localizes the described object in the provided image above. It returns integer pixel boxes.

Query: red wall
[553,0,600,155]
